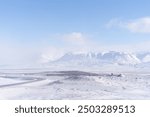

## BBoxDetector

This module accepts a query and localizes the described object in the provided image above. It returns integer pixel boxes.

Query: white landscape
[0,51,150,100]
[1,0,150,100]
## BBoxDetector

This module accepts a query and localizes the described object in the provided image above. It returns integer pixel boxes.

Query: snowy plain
[0,67,150,100]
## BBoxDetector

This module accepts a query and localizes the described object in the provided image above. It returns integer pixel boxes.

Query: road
[0,78,45,88]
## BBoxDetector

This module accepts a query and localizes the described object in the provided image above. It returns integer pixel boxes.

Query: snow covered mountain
[50,51,141,66]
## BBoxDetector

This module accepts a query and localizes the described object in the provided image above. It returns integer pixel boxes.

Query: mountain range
[48,51,150,66]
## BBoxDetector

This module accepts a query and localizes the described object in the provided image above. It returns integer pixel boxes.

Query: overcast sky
[0,0,150,65]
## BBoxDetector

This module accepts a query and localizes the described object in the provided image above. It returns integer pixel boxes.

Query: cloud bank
[107,17,150,33]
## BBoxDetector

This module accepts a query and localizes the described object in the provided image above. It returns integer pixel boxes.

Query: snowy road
[0,78,45,88]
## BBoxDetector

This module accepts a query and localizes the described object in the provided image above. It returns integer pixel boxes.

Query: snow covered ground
[0,69,150,100]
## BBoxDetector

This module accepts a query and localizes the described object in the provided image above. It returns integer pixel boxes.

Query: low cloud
[62,32,87,45]
[126,17,150,33]
[40,46,65,63]
[0,40,43,66]
[0,32,92,65]
[107,17,150,33]
[40,32,91,63]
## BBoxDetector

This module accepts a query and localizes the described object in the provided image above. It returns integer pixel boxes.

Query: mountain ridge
[48,51,146,65]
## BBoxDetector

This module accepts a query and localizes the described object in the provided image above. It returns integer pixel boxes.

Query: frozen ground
[0,69,150,100]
